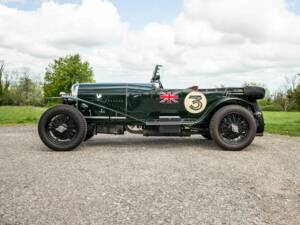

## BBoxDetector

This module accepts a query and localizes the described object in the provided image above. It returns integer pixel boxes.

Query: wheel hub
[55,124,68,133]
[231,124,239,133]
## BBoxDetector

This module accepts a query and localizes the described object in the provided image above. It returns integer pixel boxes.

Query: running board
[146,120,195,126]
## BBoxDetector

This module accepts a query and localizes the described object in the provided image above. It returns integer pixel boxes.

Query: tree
[0,61,11,105]
[281,75,299,111]
[14,72,43,105]
[294,85,300,106]
[0,68,44,106]
[44,54,94,98]
[0,61,4,98]
[286,83,300,110]
[273,90,290,111]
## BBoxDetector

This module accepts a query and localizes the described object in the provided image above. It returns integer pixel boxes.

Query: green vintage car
[38,65,265,151]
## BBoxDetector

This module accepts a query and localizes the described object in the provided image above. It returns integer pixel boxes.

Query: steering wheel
[151,65,164,89]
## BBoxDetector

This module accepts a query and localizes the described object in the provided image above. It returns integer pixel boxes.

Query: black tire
[201,133,212,140]
[84,130,94,141]
[209,105,257,151]
[38,104,87,151]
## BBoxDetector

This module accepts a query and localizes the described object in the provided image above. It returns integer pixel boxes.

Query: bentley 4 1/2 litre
[38,65,265,151]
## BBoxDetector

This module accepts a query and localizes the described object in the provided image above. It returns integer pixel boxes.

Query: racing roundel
[184,91,207,114]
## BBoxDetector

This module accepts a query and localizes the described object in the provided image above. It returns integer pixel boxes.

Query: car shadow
[40,136,259,153]
[83,136,221,151]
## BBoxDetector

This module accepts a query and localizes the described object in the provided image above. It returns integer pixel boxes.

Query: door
[151,89,189,117]
[126,84,153,119]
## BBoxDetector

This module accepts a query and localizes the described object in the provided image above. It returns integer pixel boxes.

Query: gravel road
[0,125,299,225]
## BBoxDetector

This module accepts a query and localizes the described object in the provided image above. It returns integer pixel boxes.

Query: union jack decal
[160,91,179,104]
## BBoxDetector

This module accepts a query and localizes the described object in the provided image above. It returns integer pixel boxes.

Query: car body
[38,65,265,151]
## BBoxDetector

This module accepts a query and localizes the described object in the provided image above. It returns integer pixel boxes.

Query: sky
[0,0,183,29]
[0,0,300,91]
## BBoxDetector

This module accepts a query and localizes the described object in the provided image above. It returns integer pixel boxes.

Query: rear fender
[193,97,254,125]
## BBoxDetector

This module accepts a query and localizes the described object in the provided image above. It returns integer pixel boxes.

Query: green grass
[0,106,46,125]
[264,111,300,136]
[0,106,299,136]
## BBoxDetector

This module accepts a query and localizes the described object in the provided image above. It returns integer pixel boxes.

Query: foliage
[0,62,44,106]
[258,75,300,111]
[44,54,94,98]
[0,61,10,105]
[0,106,46,124]
[0,62,3,97]
[260,103,283,111]
[288,84,300,107]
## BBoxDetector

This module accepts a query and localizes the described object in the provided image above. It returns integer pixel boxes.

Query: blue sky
[2,0,299,28]
[2,0,183,29]
[109,0,183,29]
[286,0,300,14]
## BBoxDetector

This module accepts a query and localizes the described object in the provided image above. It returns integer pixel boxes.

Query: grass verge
[263,111,300,136]
[0,106,46,125]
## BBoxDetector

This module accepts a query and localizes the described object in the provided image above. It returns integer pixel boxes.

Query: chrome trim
[159,116,181,119]
[146,121,194,126]
[84,116,127,120]
[71,83,79,97]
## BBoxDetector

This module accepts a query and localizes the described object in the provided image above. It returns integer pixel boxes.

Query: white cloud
[0,0,300,91]
[168,0,300,89]
[0,0,127,58]
[183,0,300,44]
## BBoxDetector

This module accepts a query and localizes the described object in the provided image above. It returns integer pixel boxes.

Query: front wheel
[38,104,87,151]
[209,105,257,151]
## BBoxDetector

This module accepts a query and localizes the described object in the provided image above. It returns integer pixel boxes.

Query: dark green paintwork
[74,83,257,126]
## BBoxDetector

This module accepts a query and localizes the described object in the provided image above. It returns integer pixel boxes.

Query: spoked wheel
[209,105,257,151]
[219,113,250,144]
[38,104,87,151]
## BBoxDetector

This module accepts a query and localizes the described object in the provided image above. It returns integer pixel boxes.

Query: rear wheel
[38,104,87,151]
[209,105,257,151]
